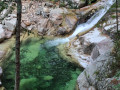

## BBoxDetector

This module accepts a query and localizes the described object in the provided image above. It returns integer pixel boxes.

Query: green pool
[2,38,82,90]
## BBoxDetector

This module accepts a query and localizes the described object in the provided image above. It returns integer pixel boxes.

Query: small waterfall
[45,0,115,47]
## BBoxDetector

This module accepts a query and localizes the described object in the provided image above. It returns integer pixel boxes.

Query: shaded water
[2,38,82,90]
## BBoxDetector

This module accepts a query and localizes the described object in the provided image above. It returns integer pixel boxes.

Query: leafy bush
[0,1,8,12]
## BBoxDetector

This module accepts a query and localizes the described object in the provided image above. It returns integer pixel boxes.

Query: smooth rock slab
[0,24,5,42]
[4,18,17,32]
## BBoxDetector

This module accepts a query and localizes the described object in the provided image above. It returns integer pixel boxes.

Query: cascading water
[45,0,115,47]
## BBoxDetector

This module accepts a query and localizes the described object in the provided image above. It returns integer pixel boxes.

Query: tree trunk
[14,0,22,90]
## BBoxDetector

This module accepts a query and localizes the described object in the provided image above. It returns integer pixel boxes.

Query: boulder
[4,18,17,32]
[0,24,5,42]
[21,22,27,28]
[8,14,17,18]
[27,25,33,31]
[5,30,13,39]
[23,20,31,26]
[91,38,113,60]
[22,5,27,13]
[38,18,49,34]
[0,67,2,77]
[0,3,13,20]
[50,14,63,25]
[83,43,96,55]
[57,14,78,35]
[77,53,114,90]
[43,7,49,13]
[35,7,42,15]
[88,86,96,90]
[45,2,53,7]
[50,8,68,15]
[65,14,78,29]
[0,9,7,19]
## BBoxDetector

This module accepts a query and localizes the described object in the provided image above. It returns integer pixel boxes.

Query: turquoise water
[2,38,82,90]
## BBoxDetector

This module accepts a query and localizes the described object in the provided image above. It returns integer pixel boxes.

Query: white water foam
[45,0,115,47]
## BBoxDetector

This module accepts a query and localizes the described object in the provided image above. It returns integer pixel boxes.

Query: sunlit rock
[4,18,17,32]
[0,24,5,42]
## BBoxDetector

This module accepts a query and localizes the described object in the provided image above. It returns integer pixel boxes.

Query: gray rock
[91,38,113,60]
[0,3,13,20]
[4,18,17,32]
[45,2,53,7]
[77,52,114,90]
[22,6,27,13]
[8,14,17,18]
[0,67,2,77]
[88,86,96,90]
[27,25,33,31]
[0,24,5,42]
[5,30,13,39]
[36,8,42,15]
[38,18,48,34]
[91,46,100,60]
[83,43,96,55]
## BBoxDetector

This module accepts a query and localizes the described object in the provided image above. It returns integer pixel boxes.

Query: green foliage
[0,1,8,12]
[94,71,99,75]
[43,76,53,81]
[113,83,120,90]
[20,78,37,90]
[59,3,66,7]
[112,71,120,89]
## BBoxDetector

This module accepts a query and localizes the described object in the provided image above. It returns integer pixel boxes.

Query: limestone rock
[38,18,49,34]
[50,8,68,15]
[0,24,5,42]
[27,25,33,31]
[83,43,95,55]
[88,86,96,90]
[57,14,78,35]
[23,20,31,26]
[91,38,113,60]
[43,7,49,13]
[5,30,13,39]
[36,8,42,15]
[8,14,17,18]
[50,14,63,25]
[77,53,114,90]
[0,9,7,18]
[4,18,17,32]
[22,6,27,13]
[0,67,2,77]
[45,2,53,7]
